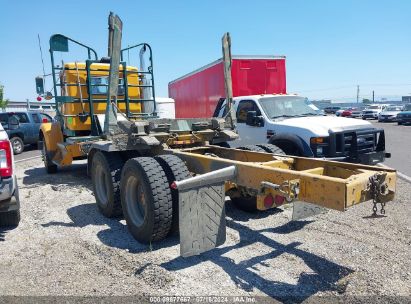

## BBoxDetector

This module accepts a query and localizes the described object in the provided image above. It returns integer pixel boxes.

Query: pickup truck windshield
[259,96,322,119]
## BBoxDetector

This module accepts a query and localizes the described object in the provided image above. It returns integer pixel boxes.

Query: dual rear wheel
[90,144,285,243]
[91,152,189,243]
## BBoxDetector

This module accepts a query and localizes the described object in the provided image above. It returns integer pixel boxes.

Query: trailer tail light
[264,194,274,209]
[0,140,13,178]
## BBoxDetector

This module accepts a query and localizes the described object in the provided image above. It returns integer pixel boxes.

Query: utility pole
[356,85,360,104]
[372,90,375,103]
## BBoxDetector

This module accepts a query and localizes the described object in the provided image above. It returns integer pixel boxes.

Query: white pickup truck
[213,94,389,165]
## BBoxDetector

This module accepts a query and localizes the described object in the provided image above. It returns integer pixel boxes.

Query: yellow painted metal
[61,62,142,131]
[40,122,63,152]
[171,146,397,212]
[58,142,85,166]
[40,122,85,167]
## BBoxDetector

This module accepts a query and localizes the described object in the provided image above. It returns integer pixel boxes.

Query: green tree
[0,84,9,110]
[362,98,371,104]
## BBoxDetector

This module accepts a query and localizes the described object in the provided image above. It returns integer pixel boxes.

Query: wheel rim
[12,139,22,154]
[94,164,109,206]
[125,175,146,227]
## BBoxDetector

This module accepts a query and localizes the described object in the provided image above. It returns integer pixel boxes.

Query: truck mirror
[35,77,44,95]
[246,111,257,126]
[246,111,265,127]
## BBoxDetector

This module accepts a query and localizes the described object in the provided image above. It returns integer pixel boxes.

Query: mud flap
[292,201,327,221]
[179,182,226,257]
[172,166,236,257]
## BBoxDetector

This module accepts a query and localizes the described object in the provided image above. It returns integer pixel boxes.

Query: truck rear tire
[10,137,24,155]
[256,144,286,155]
[42,140,57,174]
[154,155,191,234]
[120,157,173,243]
[237,145,266,153]
[0,210,20,227]
[91,151,124,218]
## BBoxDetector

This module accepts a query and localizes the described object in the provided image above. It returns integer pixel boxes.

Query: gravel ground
[0,158,409,302]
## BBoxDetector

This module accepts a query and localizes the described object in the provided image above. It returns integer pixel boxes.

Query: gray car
[0,122,20,226]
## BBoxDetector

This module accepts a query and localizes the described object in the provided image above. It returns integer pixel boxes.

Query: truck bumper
[324,151,389,165]
[363,113,378,119]
[0,176,20,213]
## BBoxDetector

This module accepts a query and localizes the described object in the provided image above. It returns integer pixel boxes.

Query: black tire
[398,122,402,125]
[256,144,286,155]
[211,142,230,148]
[0,210,20,227]
[120,157,172,243]
[41,140,57,174]
[91,151,124,218]
[10,137,24,155]
[237,145,266,152]
[154,155,191,234]
[230,195,258,213]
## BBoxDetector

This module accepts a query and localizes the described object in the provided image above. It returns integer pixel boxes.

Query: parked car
[323,106,341,114]
[362,105,386,120]
[0,122,20,226]
[335,107,348,117]
[341,108,362,118]
[378,105,403,122]
[397,104,411,125]
[0,111,53,154]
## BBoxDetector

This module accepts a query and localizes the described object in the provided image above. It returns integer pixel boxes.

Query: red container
[168,56,286,118]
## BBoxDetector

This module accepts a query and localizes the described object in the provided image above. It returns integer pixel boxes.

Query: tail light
[0,140,13,178]
[42,118,48,123]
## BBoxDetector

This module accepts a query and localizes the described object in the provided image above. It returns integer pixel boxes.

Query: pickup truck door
[15,113,37,144]
[30,113,42,142]
[234,99,267,147]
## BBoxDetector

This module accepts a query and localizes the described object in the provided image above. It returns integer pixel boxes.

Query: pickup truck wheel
[42,141,57,174]
[256,144,286,155]
[212,142,230,148]
[10,137,24,155]
[91,151,124,218]
[120,157,172,243]
[0,210,20,227]
[154,155,191,235]
[237,145,266,152]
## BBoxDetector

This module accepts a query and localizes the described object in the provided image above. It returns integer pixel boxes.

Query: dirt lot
[0,158,410,302]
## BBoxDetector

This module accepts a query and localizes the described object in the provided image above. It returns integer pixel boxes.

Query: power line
[297,83,411,93]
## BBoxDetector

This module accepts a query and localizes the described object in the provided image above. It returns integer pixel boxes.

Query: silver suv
[0,123,20,226]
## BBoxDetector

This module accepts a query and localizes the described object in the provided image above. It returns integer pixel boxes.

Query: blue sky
[0,0,410,102]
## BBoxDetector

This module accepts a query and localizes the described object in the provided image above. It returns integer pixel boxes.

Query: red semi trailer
[168,56,286,118]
